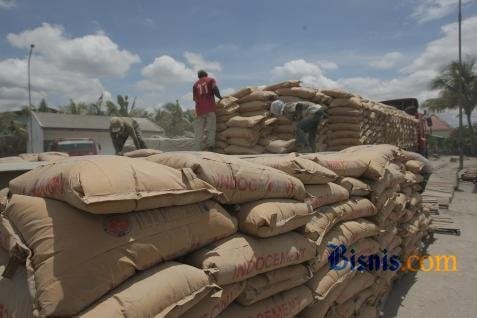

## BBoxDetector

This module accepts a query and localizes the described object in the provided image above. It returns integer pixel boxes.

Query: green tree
[154,100,194,137]
[0,112,27,155]
[423,56,477,154]
[36,98,56,112]
[60,99,88,115]
[105,95,150,117]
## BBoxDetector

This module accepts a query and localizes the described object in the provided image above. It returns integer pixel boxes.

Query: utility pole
[27,43,34,152]
[458,0,464,170]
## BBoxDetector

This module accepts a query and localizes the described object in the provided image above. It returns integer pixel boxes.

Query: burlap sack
[276,87,316,99]
[305,183,350,209]
[123,148,162,158]
[328,115,363,124]
[279,95,303,103]
[348,237,380,257]
[235,199,314,238]
[0,216,29,262]
[337,177,371,196]
[307,261,356,299]
[186,232,316,285]
[327,138,361,147]
[0,187,8,212]
[184,282,245,318]
[217,122,228,132]
[266,139,296,154]
[147,152,306,204]
[0,156,26,163]
[37,151,69,161]
[300,198,377,243]
[321,89,354,99]
[310,219,381,271]
[263,80,301,91]
[228,137,259,148]
[9,155,219,214]
[4,195,237,316]
[236,264,313,306]
[226,115,266,128]
[377,227,398,250]
[301,153,368,177]
[329,96,362,108]
[79,262,218,318]
[245,156,337,184]
[335,271,375,304]
[275,124,296,134]
[219,127,259,141]
[238,100,270,113]
[357,305,378,318]
[224,144,265,155]
[238,90,277,103]
[0,249,34,318]
[215,140,228,149]
[239,109,270,117]
[218,285,313,318]
[326,130,361,138]
[19,153,39,162]
[327,123,362,131]
[230,87,253,99]
[217,96,239,109]
[328,107,362,116]
[273,132,295,140]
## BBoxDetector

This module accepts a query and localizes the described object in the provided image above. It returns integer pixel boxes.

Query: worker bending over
[109,117,147,155]
[270,100,327,153]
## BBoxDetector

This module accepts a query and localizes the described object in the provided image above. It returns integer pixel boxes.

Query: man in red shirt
[193,70,222,151]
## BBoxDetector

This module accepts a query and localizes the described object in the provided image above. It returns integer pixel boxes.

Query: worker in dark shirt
[270,100,327,153]
[109,117,147,154]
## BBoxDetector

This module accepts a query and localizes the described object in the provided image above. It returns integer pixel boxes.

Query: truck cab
[48,138,99,156]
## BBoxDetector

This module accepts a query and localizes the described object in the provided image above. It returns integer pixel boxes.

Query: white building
[27,112,164,154]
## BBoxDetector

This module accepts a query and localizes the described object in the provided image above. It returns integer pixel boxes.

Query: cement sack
[235,199,314,238]
[348,237,380,257]
[305,183,350,209]
[217,122,228,132]
[329,97,362,108]
[321,89,354,99]
[224,144,265,155]
[236,264,313,306]
[4,195,237,316]
[239,109,270,117]
[405,160,424,174]
[215,140,228,149]
[227,115,265,128]
[37,151,69,161]
[219,127,259,141]
[186,232,316,285]
[0,216,29,261]
[310,219,381,271]
[0,187,8,212]
[301,153,369,177]
[377,227,398,250]
[238,100,270,113]
[307,261,356,299]
[327,122,362,132]
[19,153,39,162]
[357,305,378,318]
[276,87,316,99]
[275,124,296,134]
[327,130,361,139]
[184,282,245,318]
[147,152,306,204]
[217,104,240,117]
[217,96,238,109]
[273,132,295,140]
[230,87,253,99]
[245,156,338,184]
[328,115,363,124]
[279,95,303,103]
[335,271,375,304]
[238,90,277,103]
[300,198,377,243]
[263,80,301,91]
[266,139,296,154]
[402,151,433,173]
[328,107,362,116]
[0,248,34,318]
[0,156,25,163]
[9,155,219,214]
[228,137,259,148]
[327,138,361,147]
[337,177,371,196]
[79,262,218,318]
[218,285,313,318]
[123,148,162,158]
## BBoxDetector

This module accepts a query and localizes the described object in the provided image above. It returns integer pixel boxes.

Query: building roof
[32,112,164,133]
[430,114,453,131]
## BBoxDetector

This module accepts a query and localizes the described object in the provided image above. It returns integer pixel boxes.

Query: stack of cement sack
[0,145,431,317]
[0,152,69,163]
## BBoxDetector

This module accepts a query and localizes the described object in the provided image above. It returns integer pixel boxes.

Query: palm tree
[105,95,150,117]
[154,100,194,137]
[60,99,88,115]
[423,56,477,154]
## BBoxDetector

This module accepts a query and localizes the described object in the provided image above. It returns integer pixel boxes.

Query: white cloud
[0,23,139,111]
[184,51,222,72]
[0,0,15,9]
[317,60,339,70]
[368,52,403,69]
[412,0,472,23]
[222,87,235,96]
[272,59,338,89]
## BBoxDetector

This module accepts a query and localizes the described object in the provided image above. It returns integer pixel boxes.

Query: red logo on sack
[103,215,131,237]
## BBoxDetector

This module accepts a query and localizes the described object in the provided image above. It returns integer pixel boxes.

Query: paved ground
[383,157,477,318]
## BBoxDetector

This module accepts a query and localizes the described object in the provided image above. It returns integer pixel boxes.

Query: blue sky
[1,0,477,125]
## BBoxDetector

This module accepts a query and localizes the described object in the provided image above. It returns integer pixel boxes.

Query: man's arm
[192,84,197,102]
[213,86,222,99]
[110,131,121,154]
[128,123,143,150]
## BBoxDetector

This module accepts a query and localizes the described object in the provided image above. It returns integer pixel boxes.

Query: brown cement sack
[275,124,296,134]
[19,153,39,162]
[123,148,162,158]
[307,261,356,299]
[215,140,228,149]
[239,109,270,118]
[0,249,34,318]
[4,195,237,316]
[238,100,270,113]
[276,87,316,99]
[337,177,371,196]
[224,144,265,155]
[263,80,301,91]
[329,96,362,108]
[326,130,361,139]
[348,237,380,257]
[217,96,238,108]
[238,90,277,103]
[246,155,337,184]
[305,183,350,209]
[335,272,375,304]
[227,115,266,128]
[79,262,218,318]
[328,107,362,116]
[328,115,363,124]
[357,305,378,318]
[327,123,362,131]
[228,137,259,148]
[218,285,313,318]
[230,87,253,99]
[9,155,219,214]
[279,95,303,103]
[300,198,377,243]
[186,232,316,285]
[301,153,369,177]
[37,151,69,161]
[266,139,296,153]
[235,199,314,238]
[322,89,354,99]
[0,187,8,212]
[147,152,306,204]
[184,282,245,318]
[0,156,26,163]
[219,127,259,140]
[236,264,312,306]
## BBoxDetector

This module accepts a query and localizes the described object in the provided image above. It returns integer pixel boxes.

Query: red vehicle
[48,138,99,156]
[380,98,429,157]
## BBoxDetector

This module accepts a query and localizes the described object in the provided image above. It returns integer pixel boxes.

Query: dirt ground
[383,157,477,317]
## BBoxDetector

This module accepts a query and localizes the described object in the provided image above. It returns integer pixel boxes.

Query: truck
[47,138,100,156]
